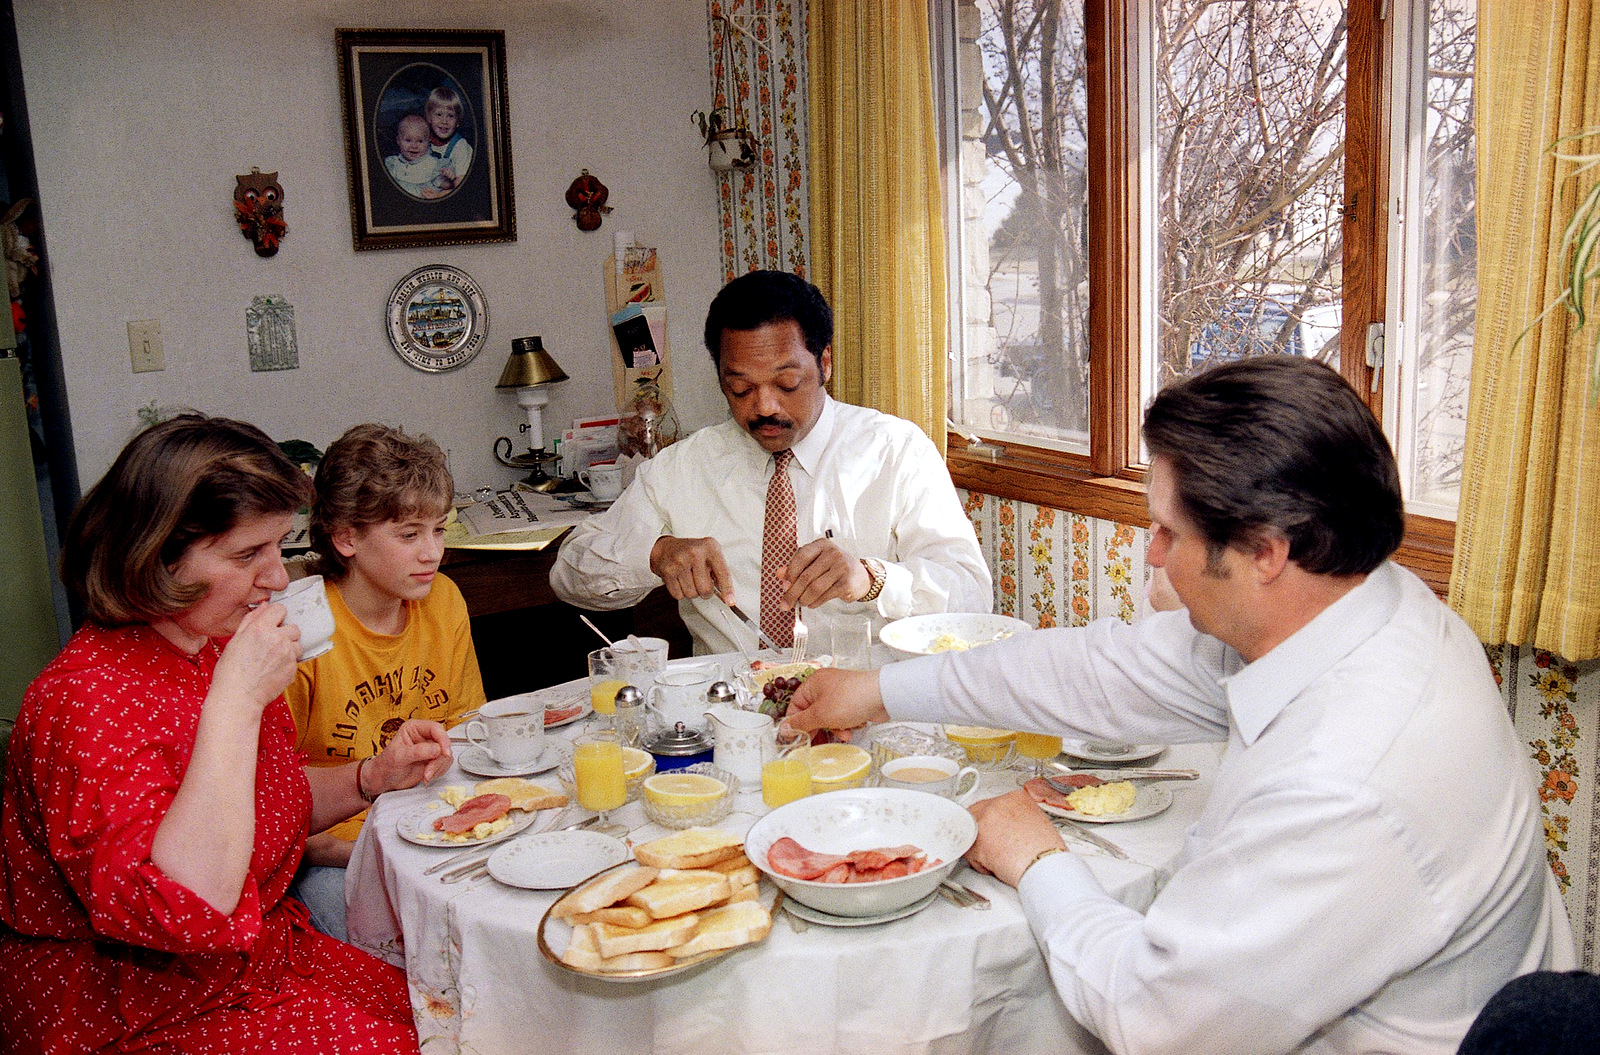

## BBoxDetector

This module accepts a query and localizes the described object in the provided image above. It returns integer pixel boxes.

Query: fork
[790,608,809,664]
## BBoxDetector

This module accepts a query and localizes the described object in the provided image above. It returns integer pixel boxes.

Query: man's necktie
[761,449,797,648]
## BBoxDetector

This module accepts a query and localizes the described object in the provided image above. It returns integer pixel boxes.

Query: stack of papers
[447,491,590,551]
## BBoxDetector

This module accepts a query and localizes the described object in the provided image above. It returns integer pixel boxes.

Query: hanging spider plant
[1520,130,1600,397]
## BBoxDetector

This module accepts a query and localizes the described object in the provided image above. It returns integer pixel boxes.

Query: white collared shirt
[884,561,1576,1054]
[550,396,992,654]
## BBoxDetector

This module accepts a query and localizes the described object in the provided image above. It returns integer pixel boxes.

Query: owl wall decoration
[234,168,287,257]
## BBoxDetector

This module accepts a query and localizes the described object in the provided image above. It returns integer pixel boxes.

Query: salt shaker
[611,684,648,747]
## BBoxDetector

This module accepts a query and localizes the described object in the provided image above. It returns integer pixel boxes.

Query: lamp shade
[496,336,569,388]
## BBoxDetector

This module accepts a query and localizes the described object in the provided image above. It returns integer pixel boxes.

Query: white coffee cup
[647,662,723,732]
[579,464,624,501]
[879,754,981,804]
[271,575,336,660]
[465,698,546,767]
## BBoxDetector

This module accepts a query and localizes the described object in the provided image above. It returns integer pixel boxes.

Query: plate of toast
[537,826,776,981]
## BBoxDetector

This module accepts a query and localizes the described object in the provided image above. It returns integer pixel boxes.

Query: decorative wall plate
[386,265,489,372]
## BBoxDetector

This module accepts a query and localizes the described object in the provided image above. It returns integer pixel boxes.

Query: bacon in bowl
[745,788,975,917]
[765,837,938,883]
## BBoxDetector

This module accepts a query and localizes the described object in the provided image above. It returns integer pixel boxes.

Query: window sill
[947,440,1456,597]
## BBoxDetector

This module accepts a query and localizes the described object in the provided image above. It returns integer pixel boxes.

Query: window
[938,0,1475,576]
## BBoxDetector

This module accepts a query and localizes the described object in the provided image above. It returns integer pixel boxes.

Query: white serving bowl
[879,613,1032,659]
[745,788,977,917]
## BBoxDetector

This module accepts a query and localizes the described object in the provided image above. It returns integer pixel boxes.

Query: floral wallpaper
[960,489,1600,968]
[708,0,811,281]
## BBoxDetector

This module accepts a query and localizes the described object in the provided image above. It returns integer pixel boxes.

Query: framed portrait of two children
[337,28,516,250]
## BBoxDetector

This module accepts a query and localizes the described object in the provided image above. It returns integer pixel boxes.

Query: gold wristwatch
[859,557,886,602]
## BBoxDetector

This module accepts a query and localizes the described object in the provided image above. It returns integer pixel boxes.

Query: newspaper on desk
[454,490,589,537]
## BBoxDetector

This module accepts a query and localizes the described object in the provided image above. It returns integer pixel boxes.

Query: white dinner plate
[542,697,592,729]
[1062,740,1167,765]
[457,741,569,779]
[782,889,940,928]
[1038,783,1173,824]
[395,798,541,848]
[488,831,628,890]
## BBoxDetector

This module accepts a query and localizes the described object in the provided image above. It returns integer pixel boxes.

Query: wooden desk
[441,538,692,699]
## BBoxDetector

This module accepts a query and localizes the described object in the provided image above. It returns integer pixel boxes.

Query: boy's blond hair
[311,423,452,580]
[425,85,463,120]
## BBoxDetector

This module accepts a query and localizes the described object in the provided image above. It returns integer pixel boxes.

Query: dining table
[346,652,1223,1055]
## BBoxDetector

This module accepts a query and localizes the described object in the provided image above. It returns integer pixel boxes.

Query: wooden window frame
[944,0,1456,595]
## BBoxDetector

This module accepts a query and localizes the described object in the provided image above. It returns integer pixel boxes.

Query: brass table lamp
[493,336,569,491]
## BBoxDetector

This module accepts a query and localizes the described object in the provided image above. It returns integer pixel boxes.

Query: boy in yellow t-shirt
[286,423,486,939]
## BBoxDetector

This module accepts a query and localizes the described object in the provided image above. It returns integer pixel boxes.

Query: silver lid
[613,685,644,707]
[643,721,713,756]
[705,681,738,704]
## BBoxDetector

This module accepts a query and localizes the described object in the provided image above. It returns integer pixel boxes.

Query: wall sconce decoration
[234,168,287,257]
[565,169,612,231]
[493,335,570,490]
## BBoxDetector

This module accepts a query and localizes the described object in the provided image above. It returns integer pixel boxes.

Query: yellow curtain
[807,0,948,450]
[1450,1,1600,660]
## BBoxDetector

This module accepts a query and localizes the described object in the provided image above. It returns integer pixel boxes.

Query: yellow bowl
[806,742,873,792]
[942,725,1017,766]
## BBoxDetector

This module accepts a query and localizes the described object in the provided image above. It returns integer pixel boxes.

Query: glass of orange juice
[1014,730,1063,779]
[573,730,629,835]
[587,648,628,717]
[761,728,813,810]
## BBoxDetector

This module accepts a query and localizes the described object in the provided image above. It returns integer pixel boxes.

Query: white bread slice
[633,828,745,870]
[726,883,759,904]
[594,912,700,958]
[667,901,772,958]
[625,871,732,918]
[560,923,604,971]
[706,851,752,874]
[598,950,676,972]
[551,865,659,920]
[721,863,760,890]
[568,905,654,929]
[472,778,568,812]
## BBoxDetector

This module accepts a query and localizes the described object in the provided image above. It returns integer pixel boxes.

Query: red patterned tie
[761,449,796,648]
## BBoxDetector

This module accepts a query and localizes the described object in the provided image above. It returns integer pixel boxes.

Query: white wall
[15,0,729,490]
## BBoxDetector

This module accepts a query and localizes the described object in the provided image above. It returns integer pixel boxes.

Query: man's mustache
[748,416,794,432]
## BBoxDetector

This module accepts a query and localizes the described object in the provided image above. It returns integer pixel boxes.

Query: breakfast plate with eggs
[394,779,567,848]
[1034,781,1173,824]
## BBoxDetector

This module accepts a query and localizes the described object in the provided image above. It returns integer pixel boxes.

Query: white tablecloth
[347,662,1221,1055]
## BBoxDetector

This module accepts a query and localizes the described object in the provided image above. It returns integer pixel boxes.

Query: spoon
[579,615,615,647]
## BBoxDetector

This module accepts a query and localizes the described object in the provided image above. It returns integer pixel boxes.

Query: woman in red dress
[0,415,450,1054]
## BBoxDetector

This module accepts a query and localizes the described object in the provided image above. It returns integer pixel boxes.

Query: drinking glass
[587,648,627,718]
[761,728,813,810]
[823,614,875,671]
[1013,730,1064,779]
[573,730,629,836]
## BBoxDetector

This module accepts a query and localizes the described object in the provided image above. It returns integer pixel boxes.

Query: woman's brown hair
[309,423,452,580]
[63,414,310,625]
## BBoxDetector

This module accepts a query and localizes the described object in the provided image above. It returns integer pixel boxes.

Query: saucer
[782,890,940,928]
[1062,740,1166,765]
[457,741,567,779]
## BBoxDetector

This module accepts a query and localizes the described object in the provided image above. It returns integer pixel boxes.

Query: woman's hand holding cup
[211,602,302,714]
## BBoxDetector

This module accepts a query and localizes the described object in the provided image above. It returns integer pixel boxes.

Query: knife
[1046,769,1198,793]
[725,601,784,654]
[1052,818,1132,862]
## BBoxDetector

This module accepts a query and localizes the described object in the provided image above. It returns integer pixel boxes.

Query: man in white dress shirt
[788,357,1575,1054]
[550,270,990,655]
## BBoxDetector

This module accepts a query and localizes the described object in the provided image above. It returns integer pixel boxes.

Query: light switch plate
[128,320,163,372]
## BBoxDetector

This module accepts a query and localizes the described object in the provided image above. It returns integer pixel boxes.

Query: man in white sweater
[788,357,1575,1054]
[551,270,990,655]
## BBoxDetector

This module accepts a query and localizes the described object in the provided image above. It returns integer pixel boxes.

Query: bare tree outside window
[1403,0,1474,507]
[1153,0,1346,386]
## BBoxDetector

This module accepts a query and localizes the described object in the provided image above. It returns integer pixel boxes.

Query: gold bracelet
[1020,846,1067,882]
[355,756,379,804]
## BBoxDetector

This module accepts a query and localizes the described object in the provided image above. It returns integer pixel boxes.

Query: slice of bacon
[767,836,851,879]
[846,845,921,872]
[433,793,512,835]
[544,703,584,726]
[1024,777,1082,811]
